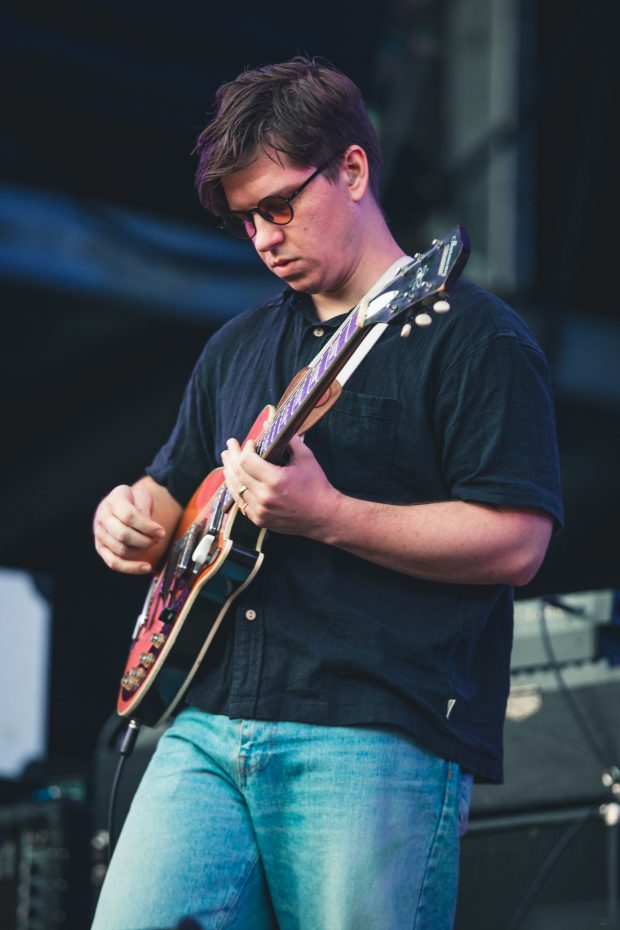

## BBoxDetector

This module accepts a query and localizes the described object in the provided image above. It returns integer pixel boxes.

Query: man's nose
[253,215,286,252]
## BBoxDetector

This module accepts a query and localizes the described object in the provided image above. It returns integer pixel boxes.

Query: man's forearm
[314,494,554,586]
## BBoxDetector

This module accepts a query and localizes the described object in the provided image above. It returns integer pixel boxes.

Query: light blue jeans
[92,708,472,930]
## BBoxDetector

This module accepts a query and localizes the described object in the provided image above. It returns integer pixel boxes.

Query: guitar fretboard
[257,305,364,459]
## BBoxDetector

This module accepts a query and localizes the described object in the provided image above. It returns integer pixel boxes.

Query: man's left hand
[221,433,340,537]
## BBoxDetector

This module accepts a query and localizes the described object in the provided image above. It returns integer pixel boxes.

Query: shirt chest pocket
[311,390,400,501]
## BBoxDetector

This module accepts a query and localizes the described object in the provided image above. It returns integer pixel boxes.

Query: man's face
[220,149,362,300]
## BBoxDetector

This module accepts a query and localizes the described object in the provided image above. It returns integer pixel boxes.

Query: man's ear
[341,145,369,201]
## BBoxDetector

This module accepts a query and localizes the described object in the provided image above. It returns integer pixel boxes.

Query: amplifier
[471,589,620,817]
[0,800,92,930]
[456,805,620,930]
[511,589,618,671]
[472,662,620,815]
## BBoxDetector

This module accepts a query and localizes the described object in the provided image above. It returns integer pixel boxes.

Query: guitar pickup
[177,522,204,573]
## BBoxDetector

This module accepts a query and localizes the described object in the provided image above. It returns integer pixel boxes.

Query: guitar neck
[256,304,370,463]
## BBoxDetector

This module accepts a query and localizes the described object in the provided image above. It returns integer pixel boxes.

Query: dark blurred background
[1,2,618,928]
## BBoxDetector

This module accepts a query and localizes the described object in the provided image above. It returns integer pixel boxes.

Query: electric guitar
[117,226,470,726]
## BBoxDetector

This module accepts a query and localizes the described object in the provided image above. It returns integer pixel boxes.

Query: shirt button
[312,327,325,337]
[245,608,257,622]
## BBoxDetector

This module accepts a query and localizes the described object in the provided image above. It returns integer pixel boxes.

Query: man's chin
[278,271,315,293]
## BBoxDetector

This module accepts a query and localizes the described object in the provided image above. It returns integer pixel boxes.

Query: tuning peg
[414,312,433,327]
[400,322,412,338]
[433,299,450,313]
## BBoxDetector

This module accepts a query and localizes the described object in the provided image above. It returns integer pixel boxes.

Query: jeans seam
[411,762,458,930]
[238,721,278,783]
[246,723,278,778]
[215,852,265,930]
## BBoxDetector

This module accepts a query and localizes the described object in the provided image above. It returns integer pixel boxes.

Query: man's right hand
[93,481,174,574]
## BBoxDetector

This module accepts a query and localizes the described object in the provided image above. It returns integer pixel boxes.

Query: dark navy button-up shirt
[146,279,563,783]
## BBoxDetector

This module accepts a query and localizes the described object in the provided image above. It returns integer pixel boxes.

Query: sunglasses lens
[257,197,293,225]
[222,214,255,239]
[220,195,294,239]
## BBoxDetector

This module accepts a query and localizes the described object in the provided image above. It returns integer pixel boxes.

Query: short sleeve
[434,334,563,526]
[145,349,216,506]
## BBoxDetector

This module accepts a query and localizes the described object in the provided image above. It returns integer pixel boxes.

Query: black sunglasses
[219,161,332,240]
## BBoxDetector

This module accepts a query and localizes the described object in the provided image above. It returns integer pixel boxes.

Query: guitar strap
[337,254,413,388]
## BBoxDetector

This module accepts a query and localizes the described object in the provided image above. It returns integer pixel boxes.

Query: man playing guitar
[92,55,562,930]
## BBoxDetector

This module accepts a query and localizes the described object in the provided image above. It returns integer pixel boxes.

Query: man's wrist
[309,488,350,547]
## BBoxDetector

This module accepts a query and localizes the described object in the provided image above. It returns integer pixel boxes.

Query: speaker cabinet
[472,663,620,816]
[0,800,92,930]
[455,806,620,930]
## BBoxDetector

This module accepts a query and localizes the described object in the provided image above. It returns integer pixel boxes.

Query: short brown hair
[195,55,383,215]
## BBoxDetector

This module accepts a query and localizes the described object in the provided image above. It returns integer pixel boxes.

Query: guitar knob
[414,313,432,327]
[433,299,450,313]
[400,322,412,338]
[150,633,166,648]
[140,653,155,668]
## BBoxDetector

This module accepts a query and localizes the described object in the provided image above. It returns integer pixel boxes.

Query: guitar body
[117,406,273,725]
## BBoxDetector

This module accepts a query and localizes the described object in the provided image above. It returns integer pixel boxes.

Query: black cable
[502,597,620,930]
[107,719,141,859]
[107,753,128,858]
[539,598,616,770]
[504,803,599,930]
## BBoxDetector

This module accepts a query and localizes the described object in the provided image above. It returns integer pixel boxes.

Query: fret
[343,309,360,341]
[298,370,315,402]
[307,365,319,388]
[263,424,277,451]
[275,407,290,437]
[265,406,291,454]
[324,342,337,365]
[316,352,330,380]
[280,398,293,426]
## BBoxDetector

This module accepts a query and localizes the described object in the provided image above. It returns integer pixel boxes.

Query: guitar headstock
[359,225,470,332]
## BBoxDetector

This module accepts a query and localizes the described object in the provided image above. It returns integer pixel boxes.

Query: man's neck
[311,241,406,322]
